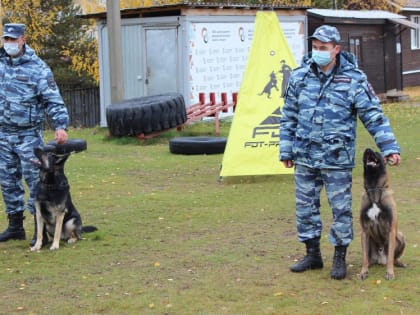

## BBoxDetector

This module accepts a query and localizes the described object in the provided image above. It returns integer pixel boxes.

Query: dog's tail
[82,225,98,233]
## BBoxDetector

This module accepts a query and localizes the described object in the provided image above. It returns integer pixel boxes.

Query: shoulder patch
[367,82,377,98]
[16,75,29,82]
[47,77,57,90]
[332,76,351,84]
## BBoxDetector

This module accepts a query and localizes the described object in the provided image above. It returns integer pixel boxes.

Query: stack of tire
[106,93,187,137]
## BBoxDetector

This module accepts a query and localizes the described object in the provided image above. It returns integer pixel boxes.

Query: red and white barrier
[186,92,237,135]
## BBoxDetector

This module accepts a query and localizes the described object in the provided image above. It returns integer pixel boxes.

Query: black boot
[0,212,26,242]
[30,216,48,247]
[331,246,347,280]
[290,238,323,272]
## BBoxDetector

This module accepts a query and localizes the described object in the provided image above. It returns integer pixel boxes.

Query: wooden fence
[60,87,100,128]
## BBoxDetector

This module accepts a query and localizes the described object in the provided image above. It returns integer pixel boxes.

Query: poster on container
[187,16,304,106]
[219,11,296,177]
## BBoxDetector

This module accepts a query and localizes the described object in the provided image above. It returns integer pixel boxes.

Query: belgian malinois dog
[358,148,405,280]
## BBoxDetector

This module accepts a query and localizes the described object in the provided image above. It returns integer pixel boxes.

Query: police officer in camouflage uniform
[0,23,69,243]
[279,25,400,280]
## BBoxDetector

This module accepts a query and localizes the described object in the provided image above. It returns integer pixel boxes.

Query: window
[349,36,363,66]
[411,15,420,49]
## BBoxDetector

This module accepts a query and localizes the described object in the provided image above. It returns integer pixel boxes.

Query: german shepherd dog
[358,148,405,280]
[30,148,95,251]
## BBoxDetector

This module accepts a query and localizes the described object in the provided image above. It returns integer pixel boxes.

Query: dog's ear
[362,148,370,164]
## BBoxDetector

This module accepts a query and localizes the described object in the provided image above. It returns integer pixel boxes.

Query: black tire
[169,137,227,155]
[106,93,187,137]
[46,139,87,154]
[42,144,57,153]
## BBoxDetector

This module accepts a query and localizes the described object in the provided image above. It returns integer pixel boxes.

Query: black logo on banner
[258,59,292,99]
[244,107,281,148]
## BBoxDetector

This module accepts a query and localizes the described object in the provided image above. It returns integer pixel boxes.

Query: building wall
[340,24,389,93]
[401,12,420,87]
[308,18,390,93]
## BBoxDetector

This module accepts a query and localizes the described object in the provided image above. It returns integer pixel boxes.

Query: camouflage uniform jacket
[0,45,68,132]
[280,51,400,169]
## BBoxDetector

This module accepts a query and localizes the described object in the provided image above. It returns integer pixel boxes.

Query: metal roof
[307,8,419,30]
[81,1,310,19]
[308,9,408,20]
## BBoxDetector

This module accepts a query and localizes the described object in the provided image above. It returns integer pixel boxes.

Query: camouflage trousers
[0,130,43,215]
[294,164,354,247]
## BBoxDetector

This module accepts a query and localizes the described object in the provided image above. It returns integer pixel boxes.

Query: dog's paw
[30,245,41,252]
[385,271,395,280]
[49,243,60,251]
[358,270,369,280]
[395,260,406,268]
[67,237,78,244]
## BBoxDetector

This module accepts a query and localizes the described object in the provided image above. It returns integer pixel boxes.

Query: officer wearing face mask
[0,23,69,245]
[279,25,400,280]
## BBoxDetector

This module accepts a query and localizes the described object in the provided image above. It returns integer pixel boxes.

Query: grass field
[0,94,419,314]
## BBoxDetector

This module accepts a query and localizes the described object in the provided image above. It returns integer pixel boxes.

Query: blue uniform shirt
[0,44,69,131]
[280,51,400,169]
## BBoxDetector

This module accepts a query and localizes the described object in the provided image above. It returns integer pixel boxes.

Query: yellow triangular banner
[220,11,296,177]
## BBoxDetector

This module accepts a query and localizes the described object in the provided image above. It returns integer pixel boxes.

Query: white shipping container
[97,13,307,126]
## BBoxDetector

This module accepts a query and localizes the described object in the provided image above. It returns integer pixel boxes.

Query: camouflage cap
[2,23,26,39]
[309,25,341,43]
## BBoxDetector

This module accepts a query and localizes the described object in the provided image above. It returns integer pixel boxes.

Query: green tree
[311,0,345,9]
[311,0,396,10]
[77,0,312,13]
[341,0,396,11]
[1,0,98,87]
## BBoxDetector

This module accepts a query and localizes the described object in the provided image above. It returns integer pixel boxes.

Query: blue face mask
[312,50,332,67]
